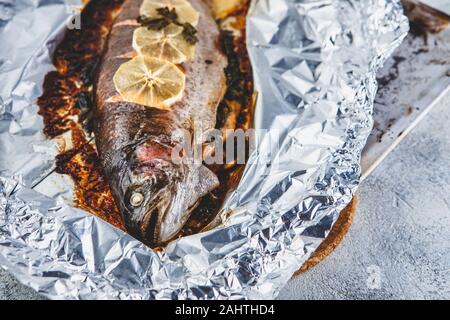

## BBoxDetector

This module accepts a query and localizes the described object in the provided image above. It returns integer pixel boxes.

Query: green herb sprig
[138,7,198,45]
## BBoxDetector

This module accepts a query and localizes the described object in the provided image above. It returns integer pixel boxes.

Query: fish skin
[95,0,228,246]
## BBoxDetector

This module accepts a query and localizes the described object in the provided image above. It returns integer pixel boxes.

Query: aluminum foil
[0,0,408,300]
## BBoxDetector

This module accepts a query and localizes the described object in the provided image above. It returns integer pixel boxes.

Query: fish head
[116,138,182,246]
[115,137,218,247]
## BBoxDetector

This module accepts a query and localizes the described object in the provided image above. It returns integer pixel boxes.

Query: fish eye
[129,192,145,207]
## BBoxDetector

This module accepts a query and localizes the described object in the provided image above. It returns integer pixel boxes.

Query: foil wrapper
[0,0,408,299]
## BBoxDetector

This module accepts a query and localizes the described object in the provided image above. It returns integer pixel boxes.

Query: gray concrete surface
[1,94,450,300]
[0,269,43,300]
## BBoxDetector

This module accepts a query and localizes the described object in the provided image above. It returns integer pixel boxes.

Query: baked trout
[95,0,227,246]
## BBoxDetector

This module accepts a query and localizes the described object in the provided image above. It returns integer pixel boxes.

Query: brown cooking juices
[37,0,253,244]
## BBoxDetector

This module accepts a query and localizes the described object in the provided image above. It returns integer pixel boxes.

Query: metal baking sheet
[362,26,450,179]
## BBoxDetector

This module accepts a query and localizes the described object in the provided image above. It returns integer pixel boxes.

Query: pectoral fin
[158,165,219,244]
[190,165,220,207]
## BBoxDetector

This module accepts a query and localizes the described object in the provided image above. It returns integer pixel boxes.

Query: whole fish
[95,0,227,246]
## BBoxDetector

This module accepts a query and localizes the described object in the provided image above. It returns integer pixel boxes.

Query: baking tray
[362,25,450,179]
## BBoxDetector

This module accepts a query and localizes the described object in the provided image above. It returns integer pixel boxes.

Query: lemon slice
[133,25,195,64]
[205,0,243,19]
[140,0,200,26]
[113,56,185,108]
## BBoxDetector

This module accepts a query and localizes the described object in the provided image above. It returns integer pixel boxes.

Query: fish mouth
[139,192,200,247]
[139,191,173,247]
[119,166,179,246]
